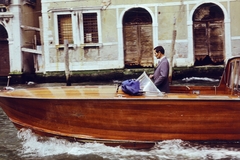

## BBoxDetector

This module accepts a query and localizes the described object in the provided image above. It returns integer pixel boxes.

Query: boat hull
[0,93,240,149]
[2,56,240,149]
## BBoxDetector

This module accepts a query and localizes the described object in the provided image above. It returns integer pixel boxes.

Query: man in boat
[149,45,170,93]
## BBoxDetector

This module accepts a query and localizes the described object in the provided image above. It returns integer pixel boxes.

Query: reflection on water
[0,107,24,160]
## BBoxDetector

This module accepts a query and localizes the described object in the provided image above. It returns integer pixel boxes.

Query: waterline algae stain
[1,107,240,160]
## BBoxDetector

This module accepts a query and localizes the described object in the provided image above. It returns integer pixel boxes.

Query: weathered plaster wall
[231,39,240,56]
[49,45,118,63]
[101,9,118,42]
[230,1,240,56]
[46,0,102,9]
[230,1,240,37]
[42,0,121,72]
[7,1,22,73]
[41,0,238,73]
[21,2,42,73]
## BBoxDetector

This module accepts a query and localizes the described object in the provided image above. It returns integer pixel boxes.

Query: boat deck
[0,85,238,100]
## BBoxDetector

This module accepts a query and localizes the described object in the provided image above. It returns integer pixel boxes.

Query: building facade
[1,0,240,75]
[0,0,41,76]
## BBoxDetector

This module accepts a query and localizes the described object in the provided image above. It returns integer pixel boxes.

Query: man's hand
[149,74,154,79]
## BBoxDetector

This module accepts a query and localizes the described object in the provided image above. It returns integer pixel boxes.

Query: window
[24,0,36,6]
[57,14,73,44]
[54,10,101,46]
[0,6,7,12]
[83,13,98,43]
[0,0,10,6]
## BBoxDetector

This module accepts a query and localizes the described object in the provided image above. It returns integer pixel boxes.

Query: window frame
[79,10,102,47]
[54,12,77,46]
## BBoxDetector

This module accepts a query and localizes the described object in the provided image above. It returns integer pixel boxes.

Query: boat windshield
[227,59,240,94]
[137,72,164,96]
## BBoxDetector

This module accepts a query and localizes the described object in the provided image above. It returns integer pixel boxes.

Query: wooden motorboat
[0,56,240,150]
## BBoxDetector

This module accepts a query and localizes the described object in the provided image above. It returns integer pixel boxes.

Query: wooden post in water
[64,40,71,86]
[169,0,183,84]
[39,16,45,73]
[169,19,177,84]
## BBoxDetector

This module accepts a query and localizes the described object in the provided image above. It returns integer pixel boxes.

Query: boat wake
[17,129,240,160]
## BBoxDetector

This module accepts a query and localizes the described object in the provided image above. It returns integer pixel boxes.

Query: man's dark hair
[154,46,165,54]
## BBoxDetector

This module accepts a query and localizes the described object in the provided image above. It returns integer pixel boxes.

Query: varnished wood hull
[0,85,240,149]
[2,56,240,149]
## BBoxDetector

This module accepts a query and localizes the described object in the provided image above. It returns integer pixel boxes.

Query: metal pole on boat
[7,76,11,87]
[64,39,71,86]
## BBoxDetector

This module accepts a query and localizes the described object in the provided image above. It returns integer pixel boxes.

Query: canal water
[1,79,240,160]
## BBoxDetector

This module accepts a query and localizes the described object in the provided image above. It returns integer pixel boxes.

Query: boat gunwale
[0,92,238,100]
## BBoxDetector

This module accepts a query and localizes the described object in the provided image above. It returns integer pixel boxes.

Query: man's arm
[154,61,169,86]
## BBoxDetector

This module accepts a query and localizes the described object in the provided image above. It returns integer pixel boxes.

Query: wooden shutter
[0,40,10,76]
[209,21,224,63]
[58,14,73,44]
[124,25,153,67]
[124,25,138,66]
[193,22,208,60]
[139,25,153,67]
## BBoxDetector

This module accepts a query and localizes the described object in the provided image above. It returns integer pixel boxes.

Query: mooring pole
[169,18,177,84]
[7,76,11,87]
[64,39,71,86]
